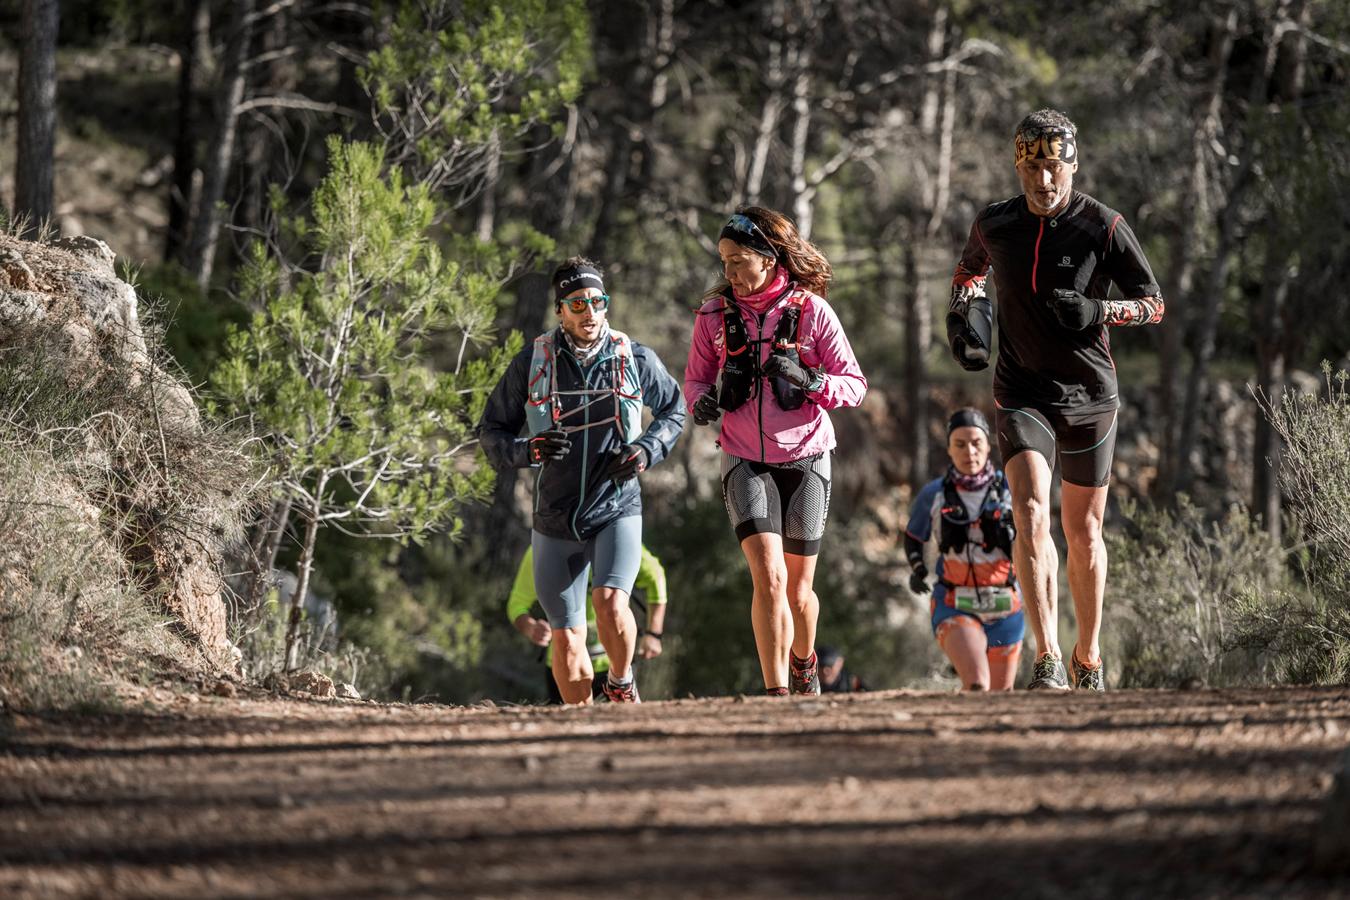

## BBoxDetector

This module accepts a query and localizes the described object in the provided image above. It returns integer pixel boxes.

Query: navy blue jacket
[477,327,686,541]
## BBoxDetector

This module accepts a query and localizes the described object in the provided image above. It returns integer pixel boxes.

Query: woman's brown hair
[705,206,832,301]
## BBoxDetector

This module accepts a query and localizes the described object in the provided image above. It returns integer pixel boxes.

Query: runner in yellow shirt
[507,544,668,703]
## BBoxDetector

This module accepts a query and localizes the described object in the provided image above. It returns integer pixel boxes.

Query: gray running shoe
[1071,655,1106,692]
[1027,654,1071,691]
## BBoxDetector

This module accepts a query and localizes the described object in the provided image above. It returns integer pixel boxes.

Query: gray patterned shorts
[720,452,831,556]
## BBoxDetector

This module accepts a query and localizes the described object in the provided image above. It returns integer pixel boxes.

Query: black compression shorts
[994,401,1117,487]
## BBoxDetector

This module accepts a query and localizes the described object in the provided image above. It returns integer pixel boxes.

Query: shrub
[1237,367,1350,684]
[1107,496,1290,688]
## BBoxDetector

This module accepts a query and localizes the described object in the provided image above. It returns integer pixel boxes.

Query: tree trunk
[165,0,211,263]
[588,0,669,262]
[903,240,929,487]
[744,0,787,206]
[923,5,954,237]
[1175,172,1248,493]
[284,491,323,672]
[184,0,255,289]
[1252,251,1289,540]
[475,132,501,242]
[902,3,949,485]
[1250,0,1307,539]
[789,65,812,236]
[1153,7,1237,500]
[238,3,292,240]
[1176,2,1288,492]
[244,495,292,615]
[14,0,60,239]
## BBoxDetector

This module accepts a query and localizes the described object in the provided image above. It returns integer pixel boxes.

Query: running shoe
[601,676,640,704]
[1026,653,1071,691]
[790,651,821,696]
[1071,653,1106,692]
[765,686,789,697]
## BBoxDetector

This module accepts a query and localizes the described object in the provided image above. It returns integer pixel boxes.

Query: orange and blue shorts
[931,585,1025,648]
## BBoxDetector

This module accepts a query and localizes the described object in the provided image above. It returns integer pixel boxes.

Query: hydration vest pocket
[980,509,1015,555]
[716,288,809,414]
[718,349,756,412]
[938,505,971,554]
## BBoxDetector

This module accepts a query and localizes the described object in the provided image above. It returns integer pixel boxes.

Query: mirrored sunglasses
[725,213,768,240]
[563,293,610,313]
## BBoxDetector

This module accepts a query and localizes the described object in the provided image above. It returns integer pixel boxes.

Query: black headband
[553,264,605,303]
[947,408,991,437]
[719,213,778,260]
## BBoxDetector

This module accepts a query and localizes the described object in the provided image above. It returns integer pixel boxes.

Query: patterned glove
[692,390,721,426]
[529,429,571,464]
[1049,289,1106,330]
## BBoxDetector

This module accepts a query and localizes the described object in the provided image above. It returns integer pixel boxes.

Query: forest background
[2,0,1348,705]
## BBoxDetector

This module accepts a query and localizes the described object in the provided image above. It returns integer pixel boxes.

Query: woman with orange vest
[904,408,1024,690]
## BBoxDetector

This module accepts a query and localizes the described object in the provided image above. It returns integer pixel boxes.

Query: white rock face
[0,233,229,666]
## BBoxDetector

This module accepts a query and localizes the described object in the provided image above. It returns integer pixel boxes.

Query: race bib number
[953,586,1016,619]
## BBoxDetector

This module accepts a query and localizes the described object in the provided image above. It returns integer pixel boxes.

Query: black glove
[762,353,817,389]
[605,443,648,483]
[949,331,989,371]
[529,429,571,464]
[1048,289,1106,330]
[945,298,992,372]
[692,390,721,426]
[908,563,930,595]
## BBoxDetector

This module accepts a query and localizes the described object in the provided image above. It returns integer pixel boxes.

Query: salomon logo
[1058,256,1073,267]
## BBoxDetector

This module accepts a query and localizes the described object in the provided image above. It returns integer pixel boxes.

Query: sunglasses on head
[725,213,769,241]
[561,294,610,313]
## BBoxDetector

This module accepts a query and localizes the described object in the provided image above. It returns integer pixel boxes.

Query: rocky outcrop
[0,233,243,670]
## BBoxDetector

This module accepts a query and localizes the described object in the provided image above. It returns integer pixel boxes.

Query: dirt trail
[2,687,1349,898]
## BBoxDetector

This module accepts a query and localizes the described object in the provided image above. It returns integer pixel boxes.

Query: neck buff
[1014,127,1078,167]
[553,263,605,303]
[732,266,791,313]
[948,461,995,492]
[561,321,610,366]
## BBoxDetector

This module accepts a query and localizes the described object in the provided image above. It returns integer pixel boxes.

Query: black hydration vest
[716,288,808,413]
[937,472,1015,558]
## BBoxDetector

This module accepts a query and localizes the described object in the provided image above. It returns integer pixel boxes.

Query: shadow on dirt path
[2,687,1348,897]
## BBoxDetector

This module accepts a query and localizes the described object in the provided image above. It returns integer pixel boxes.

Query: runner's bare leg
[1060,482,1109,665]
[592,586,637,681]
[741,532,792,689]
[939,617,992,690]
[784,552,819,661]
[1004,450,1060,660]
[551,625,595,705]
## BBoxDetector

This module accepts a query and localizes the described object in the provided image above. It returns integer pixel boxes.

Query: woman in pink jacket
[685,206,868,696]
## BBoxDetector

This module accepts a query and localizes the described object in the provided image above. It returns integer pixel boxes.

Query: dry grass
[0,310,261,711]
